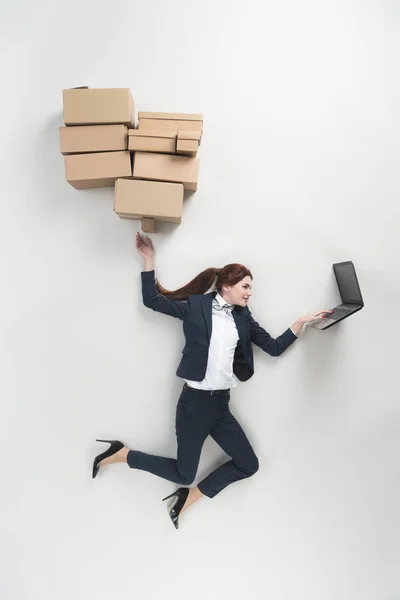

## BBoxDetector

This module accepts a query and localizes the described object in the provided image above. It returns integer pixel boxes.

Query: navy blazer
[141,270,297,382]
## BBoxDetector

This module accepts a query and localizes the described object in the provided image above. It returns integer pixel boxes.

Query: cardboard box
[64,151,132,189]
[128,130,176,154]
[141,218,156,233]
[132,152,199,191]
[176,130,200,157]
[59,125,127,155]
[63,88,135,126]
[138,112,203,137]
[114,179,184,222]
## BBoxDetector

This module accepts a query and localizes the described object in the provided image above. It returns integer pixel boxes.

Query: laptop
[308,261,364,330]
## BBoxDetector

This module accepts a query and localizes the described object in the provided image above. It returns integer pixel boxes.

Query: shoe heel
[92,439,124,479]
[162,487,190,530]
[162,491,178,502]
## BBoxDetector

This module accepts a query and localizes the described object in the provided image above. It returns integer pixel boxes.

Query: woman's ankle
[101,447,129,466]
[119,447,129,462]
[181,487,203,514]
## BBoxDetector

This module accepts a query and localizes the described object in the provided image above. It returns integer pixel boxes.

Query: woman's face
[222,276,253,307]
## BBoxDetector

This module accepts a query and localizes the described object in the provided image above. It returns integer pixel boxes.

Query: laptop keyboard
[329,307,354,320]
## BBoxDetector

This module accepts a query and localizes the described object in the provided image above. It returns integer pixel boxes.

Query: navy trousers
[127,384,259,498]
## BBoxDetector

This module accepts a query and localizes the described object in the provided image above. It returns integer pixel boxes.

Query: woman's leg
[123,387,213,487]
[99,446,129,466]
[197,409,259,498]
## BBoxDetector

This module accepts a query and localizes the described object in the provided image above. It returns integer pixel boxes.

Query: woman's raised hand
[136,232,155,260]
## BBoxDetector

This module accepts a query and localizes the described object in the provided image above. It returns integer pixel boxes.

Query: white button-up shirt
[185,293,239,391]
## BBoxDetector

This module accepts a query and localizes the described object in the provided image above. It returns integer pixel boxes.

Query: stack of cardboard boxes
[60,87,202,233]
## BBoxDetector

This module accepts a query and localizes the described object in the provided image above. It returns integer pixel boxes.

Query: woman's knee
[239,454,259,477]
[178,473,195,486]
[248,454,259,476]
[177,465,197,486]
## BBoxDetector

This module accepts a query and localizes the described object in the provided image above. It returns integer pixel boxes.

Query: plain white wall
[1,1,399,599]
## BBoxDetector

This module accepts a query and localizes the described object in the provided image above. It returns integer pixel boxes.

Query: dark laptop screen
[333,262,363,305]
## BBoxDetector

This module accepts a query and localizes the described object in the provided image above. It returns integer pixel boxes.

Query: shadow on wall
[299,322,343,395]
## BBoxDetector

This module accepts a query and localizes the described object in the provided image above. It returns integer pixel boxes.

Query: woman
[92,233,331,529]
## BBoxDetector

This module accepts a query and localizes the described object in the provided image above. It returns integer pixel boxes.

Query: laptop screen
[333,262,363,305]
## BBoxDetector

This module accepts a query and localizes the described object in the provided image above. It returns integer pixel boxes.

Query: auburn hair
[156,263,253,301]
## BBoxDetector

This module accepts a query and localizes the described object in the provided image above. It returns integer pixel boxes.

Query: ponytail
[156,264,252,301]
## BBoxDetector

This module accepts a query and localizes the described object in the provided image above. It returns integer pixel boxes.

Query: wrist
[143,258,154,272]
[291,318,305,335]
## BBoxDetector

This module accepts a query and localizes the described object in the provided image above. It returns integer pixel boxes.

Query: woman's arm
[249,309,333,356]
[249,314,297,356]
[136,233,189,320]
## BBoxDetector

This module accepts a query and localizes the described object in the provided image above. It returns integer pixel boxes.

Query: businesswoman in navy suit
[92,233,331,529]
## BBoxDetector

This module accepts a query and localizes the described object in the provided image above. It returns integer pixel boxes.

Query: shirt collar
[214,293,234,309]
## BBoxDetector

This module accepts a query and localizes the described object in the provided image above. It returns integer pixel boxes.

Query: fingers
[136,237,146,256]
[136,232,150,248]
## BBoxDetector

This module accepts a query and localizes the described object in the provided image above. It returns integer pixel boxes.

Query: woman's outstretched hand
[301,309,333,324]
[136,232,154,258]
[136,232,155,271]
[291,309,333,335]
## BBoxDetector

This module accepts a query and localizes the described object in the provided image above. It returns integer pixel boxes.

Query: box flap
[138,112,203,121]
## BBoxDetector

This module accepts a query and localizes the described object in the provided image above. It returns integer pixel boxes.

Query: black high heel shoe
[92,439,124,479]
[162,487,190,530]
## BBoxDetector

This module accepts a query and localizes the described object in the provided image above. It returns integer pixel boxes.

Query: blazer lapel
[201,293,214,341]
[232,308,247,348]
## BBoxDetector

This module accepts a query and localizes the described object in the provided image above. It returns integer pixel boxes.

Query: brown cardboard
[64,151,131,189]
[59,125,127,155]
[176,139,198,156]
[138,111,203,136]
[128,130,176,154]
[176,130,200,157]
[63,88,135,125]
[138,112,203,120]
[114,179,183,222]
[132,152,199,191]
[142,218,156,233]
